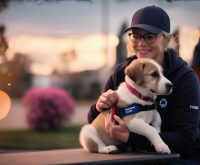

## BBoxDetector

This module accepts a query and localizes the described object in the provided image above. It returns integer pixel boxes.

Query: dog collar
[112,103,155,118]
[126,82,153,102]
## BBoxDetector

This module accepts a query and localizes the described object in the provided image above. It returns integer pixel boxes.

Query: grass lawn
[0,124,82,151]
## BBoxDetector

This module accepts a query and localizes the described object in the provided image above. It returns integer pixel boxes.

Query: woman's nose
[137,37,147,45]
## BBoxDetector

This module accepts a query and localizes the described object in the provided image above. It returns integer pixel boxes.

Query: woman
[88,6,200,164]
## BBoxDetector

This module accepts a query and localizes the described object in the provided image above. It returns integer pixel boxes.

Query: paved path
[0,99,94,130]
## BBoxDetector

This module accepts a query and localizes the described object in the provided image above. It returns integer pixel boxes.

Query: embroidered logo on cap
[159,98,168,108]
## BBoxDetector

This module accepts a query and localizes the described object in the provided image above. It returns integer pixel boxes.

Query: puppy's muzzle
[165,83,173,94]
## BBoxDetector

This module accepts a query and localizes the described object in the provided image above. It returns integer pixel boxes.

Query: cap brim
[125,24,162,34]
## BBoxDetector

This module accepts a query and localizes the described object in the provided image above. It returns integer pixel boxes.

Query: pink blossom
[23,86,75,130]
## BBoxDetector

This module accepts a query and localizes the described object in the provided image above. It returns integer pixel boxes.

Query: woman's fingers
[105,114,129,142]
[96,90,118,112]
[104,90,119,104]
[113,115,123,125]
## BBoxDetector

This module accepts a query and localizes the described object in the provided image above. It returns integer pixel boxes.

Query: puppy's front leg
[152,111,161,133]
[126,118,171,154]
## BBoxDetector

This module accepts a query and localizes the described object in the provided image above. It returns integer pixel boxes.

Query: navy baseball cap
[125,6,170,34]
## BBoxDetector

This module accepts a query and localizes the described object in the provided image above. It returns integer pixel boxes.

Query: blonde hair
[162,31,179,51]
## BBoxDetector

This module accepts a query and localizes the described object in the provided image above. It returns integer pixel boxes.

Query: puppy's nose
[166,83,173,92]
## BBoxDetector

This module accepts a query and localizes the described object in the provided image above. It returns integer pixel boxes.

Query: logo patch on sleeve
[189,105,199,110]
[159,98,168,108]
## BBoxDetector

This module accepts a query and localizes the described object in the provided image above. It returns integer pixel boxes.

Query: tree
[191,29,200,81]
[116,22,128,64]
[0,25,8,57]
[172,29,180,54]
[0,53,32,97]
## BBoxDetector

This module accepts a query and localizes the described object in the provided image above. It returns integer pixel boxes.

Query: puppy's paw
[154,143,171,154]
[102,145,119,154]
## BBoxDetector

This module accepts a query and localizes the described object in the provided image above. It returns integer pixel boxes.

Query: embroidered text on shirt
[189,105,199,110]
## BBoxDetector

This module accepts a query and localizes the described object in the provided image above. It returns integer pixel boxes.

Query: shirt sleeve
[127,132,152,151]
[127,72,200,158]
[159,72,200,158]
[87,57,134,123]
[87,66,121,123]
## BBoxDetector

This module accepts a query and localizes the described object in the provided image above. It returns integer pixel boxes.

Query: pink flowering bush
[22,87,75,130]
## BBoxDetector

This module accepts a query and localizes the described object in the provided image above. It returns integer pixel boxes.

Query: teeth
[138,50,149,53]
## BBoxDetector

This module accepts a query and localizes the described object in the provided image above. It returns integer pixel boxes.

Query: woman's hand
[105,113,129,143]
[96,90,118,112]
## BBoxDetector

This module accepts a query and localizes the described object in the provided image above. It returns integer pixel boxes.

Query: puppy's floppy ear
[125,61,145,84]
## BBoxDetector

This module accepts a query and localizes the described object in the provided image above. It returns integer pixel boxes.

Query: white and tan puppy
[79,58,173,154]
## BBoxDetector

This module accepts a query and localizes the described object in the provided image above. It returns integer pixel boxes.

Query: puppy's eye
[151,71,159,78]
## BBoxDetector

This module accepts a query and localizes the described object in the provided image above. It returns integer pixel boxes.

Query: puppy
[79,58,173,154]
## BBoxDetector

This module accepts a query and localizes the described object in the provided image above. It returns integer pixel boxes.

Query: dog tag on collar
[124,104,140,115]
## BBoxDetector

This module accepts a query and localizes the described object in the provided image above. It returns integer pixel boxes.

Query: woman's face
[128,28,170,65]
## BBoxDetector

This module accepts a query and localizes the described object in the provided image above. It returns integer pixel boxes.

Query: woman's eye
[133,34,140,39]
[146,35,155,41]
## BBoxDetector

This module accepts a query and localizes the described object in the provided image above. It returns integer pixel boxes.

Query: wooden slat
[0,148,179,165]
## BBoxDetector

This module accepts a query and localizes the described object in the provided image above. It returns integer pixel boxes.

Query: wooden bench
[0,148,179,165]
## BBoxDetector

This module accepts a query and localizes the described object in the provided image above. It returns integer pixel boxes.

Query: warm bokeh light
[0,90,11,120]
[6,34,119,74]
[30,63,54,75]
[179,27,199,65]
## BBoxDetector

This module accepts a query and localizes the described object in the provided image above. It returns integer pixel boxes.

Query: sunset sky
[1,0,200,74]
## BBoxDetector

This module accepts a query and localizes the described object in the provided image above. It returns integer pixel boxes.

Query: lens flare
[0,90,11,120]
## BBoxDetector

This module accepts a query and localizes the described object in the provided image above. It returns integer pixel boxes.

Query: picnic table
[0,148,179,165]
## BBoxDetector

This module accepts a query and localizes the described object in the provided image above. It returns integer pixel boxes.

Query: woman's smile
[137,49,151,56]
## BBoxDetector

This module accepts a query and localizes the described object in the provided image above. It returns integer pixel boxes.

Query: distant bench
[0,148,179,165]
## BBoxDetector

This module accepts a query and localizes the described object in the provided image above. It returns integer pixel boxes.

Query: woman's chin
[137,51,154,58]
